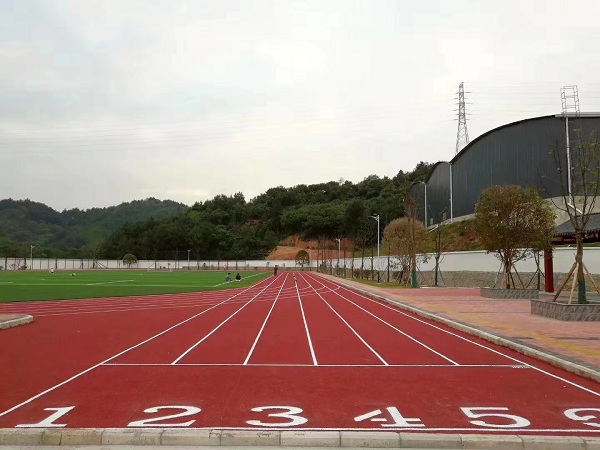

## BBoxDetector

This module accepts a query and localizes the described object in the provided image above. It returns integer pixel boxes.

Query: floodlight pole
[30,244,35,270]
[418,181,427,227]
[369,215,380,283]
[335,238,341,271]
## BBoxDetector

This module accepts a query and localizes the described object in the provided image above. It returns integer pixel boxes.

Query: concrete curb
[0,315,33,330]
[329,279,600,383]
[0,429,599,448]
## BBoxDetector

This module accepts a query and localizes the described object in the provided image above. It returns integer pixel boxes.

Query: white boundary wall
[1,247,599,274]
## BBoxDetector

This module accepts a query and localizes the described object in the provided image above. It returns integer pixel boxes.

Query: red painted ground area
[2,365,599,433]
[0,273,598,434]
[310,275,518,365]
[248,277,314,365]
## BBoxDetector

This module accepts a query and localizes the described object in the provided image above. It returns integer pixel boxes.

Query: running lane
[113,277,279,364]
[248,275,314,365]
[308,274,517,366]
[303,276,456,366]
[175,275,287,364]
[296,273,384,365]
[0,304,205,413]
[2,364,598,433]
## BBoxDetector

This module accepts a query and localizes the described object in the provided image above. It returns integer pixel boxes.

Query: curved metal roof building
[409,113,600,227]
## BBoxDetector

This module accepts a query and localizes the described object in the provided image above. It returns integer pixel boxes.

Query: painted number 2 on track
[15,405,600,429]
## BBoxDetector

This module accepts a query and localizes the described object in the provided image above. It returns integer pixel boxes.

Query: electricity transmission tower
[455,82,470,155]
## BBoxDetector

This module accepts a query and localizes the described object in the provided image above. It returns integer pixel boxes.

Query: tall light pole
[30,244,35,270]
[418,181,427,227]
[335,238,341,272]
[368,214,380,283]
[187,249,191,270]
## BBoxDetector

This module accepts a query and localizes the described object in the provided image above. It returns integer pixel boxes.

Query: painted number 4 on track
[15,406,600,429]
[354,407,600,429]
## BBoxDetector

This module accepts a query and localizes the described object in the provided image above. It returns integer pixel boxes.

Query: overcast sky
[2,0,600,211]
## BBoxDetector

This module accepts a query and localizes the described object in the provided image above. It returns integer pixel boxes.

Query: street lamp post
[187,249,191,270]
[30,244,35,270]
[368,214,380,283]
[335,238,341,273]
[418,181,428,227]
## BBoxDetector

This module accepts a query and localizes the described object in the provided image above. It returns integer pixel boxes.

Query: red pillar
[544,249,554,292]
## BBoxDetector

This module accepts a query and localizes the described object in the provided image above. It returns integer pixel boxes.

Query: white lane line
[0,283,332,315]
[5,293,286,318]
[86,280,134,286]
[0,288,258,315]
[0,290,241,313]
[104,363,528,368]
[299,273,388,366]
[307,274,459,365]
[295,273,318,366]
[0,277,275,419]
[321,276,600,397]
[29,300,240,317]
[31,423,592,433]
[243,274,288,365]
[171,276,282,364]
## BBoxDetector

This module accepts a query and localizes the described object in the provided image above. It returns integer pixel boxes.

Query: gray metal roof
[554,213,600,235]
[554,112,600,118]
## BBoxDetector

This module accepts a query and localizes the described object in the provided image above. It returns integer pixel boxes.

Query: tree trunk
[504,255,511,289]
[576,233,587,304]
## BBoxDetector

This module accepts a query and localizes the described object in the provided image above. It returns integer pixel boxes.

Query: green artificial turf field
[0,270,270,303]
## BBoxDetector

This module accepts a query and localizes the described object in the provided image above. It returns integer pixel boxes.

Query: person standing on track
[273,265,278,276]
[293,275,297,286]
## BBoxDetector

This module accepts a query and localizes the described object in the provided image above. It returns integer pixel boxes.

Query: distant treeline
[0,162,432,260]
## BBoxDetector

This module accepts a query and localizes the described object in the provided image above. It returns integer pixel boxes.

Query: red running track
[0,272,599,434]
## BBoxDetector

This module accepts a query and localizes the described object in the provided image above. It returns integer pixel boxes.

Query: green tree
[473,185,555,289]
[551,130,600,303]
[122,253,138,268]
[295,249,310,269]
[382,217,428,286]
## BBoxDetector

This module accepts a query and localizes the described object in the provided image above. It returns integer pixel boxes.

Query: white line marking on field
[318,275,600,397]
[0,277,275,419]
[295,274,318,366]
[171,276,281,364]
[300,273,388,366]
[243,274,288,365]
[213,272,265,287]
[87,280,134,286]
[308,274,459,365]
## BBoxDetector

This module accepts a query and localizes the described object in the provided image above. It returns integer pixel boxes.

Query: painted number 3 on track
[14,405,600,429]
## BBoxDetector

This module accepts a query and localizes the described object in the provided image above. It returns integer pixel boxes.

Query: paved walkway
[317,274,600,378]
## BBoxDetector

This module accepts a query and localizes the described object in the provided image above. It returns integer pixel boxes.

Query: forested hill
[100,162,433,261]
[0,162,433,260]
[0,198,187,257]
